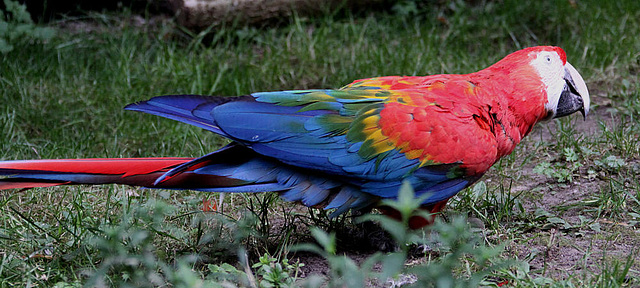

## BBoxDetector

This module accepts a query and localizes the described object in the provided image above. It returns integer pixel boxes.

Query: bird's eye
[545,56,552,63]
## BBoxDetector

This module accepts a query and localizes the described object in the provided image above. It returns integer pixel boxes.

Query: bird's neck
[472,69,548,160]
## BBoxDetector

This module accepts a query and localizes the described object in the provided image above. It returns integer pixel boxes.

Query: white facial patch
[529,51,566,116]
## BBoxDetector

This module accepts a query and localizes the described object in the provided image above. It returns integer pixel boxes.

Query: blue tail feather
[124,95,252,134]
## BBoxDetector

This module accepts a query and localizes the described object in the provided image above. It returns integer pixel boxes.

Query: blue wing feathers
[120,91,473,215]
[324,188,353,210]
[302,185,330,206]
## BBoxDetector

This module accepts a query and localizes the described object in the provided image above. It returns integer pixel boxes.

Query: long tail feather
[0,145,379,215]
[0,158,193,190]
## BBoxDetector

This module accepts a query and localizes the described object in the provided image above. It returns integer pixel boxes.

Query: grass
[1,0,640,286]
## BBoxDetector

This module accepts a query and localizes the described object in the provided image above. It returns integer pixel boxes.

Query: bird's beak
[554,62,590,119]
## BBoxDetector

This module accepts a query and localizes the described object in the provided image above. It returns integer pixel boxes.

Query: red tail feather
[0,158,195,190]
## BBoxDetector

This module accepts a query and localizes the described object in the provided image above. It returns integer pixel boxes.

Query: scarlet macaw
[0,46,589,227]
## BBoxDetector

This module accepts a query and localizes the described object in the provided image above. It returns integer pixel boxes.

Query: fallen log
[169,0,390,29]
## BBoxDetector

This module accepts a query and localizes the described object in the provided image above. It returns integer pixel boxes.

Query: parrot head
[489,46,590,122]
[528,47,590,120]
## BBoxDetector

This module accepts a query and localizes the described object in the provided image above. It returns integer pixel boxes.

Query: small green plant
[534,208,601,232]
[533,161,574,183]
[534,148,583,183]
[594,155,626,172]
[82,198,262,288]
[206,262,252,286]
[84,200,188,287]
[0,0,55,53]
[203,251,304,287]
[251,253,304,287]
